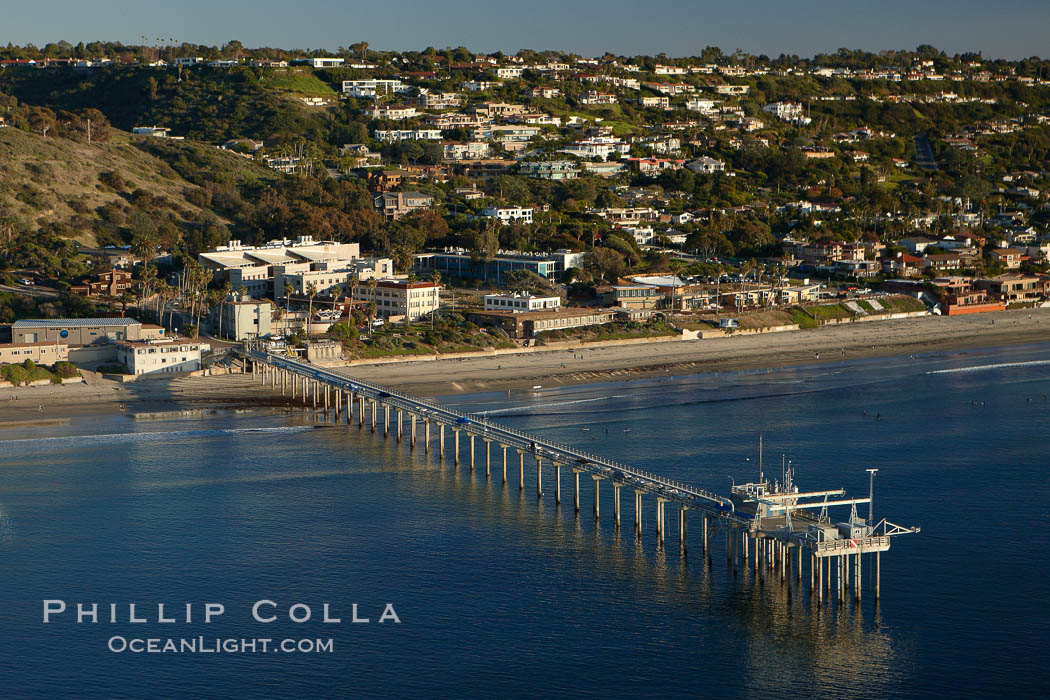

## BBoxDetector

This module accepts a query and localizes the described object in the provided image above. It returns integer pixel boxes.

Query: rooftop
[13,318,141,328]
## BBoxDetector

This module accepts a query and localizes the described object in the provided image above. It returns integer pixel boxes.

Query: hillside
[0,126,277,247]
[0,66,341,145]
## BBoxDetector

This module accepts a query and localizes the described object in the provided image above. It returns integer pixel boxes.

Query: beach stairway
[844,301,868,316]
[793,305,815,319]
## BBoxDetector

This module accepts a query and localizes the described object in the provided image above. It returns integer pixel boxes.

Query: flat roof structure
[13,318,139,328]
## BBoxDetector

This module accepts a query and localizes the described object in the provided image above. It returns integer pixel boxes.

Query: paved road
[0,284,61,299]
[913,134,938,171]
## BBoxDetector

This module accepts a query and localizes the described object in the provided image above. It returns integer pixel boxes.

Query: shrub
[52,361,80,379]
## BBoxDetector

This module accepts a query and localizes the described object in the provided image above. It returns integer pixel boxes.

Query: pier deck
[240,345,919,601]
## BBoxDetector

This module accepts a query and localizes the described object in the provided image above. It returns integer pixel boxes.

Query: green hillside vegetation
[260,71,337,96]
[0,66,340,145]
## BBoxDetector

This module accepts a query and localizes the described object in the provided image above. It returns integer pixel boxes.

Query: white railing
[246,345,737,516]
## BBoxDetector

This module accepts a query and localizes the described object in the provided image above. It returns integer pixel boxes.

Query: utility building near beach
[117,336,206,376]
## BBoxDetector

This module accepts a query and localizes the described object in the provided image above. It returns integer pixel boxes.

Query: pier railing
[246,347,737,519]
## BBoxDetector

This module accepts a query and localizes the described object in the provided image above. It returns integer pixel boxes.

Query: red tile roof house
[882,253,924,277]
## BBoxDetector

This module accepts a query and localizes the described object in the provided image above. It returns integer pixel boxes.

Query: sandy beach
[2,307,1049,425]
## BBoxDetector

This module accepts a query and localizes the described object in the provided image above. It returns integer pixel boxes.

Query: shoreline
[2,307,1050,424]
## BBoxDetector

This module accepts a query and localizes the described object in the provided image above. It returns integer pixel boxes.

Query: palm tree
[216,281,232,339]
[283,282,294,312]
[430,270,442,328]
[347,273,359,314]
[366,278,378,336]
[306,282,318,339]
[366,301,378,336]
[138,265,158,313]
[205,288,222,335]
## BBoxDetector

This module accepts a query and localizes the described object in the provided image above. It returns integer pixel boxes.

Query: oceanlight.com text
[107,636,334,654]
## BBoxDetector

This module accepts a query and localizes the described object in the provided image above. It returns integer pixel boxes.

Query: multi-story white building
[117,337,206,376]
[443,141,491,160]
[636,96,670,109]
[480,206,534,224]
[470,125,541,143]
[365,105,418,121]
[274,258,394,300]
[685,97,720,113]
[686,156,726,174]
[529,86,561,99]
[518,160,580,180]
[294,57,344,68]
[352,280,441,321]
[462,80,501,92]
[763,101,804,120]
[341,79,405,98]
[495,66,524,79]
[212,296,272,341]
[559,136,627,160]
[483,293,561,312]
[579,91,619,105]
[374,129,442,143]
[199,236,366,299]
[415,90,463,110]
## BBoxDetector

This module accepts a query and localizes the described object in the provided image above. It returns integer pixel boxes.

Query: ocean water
[2,342,1049,698]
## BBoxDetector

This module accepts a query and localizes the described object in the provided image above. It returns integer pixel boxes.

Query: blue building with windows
[414,250,584,285]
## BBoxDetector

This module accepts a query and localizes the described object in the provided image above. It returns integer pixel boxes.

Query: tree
[584,247,626,283]
[216,281,232,339]
[505,269,559,297]
[347,273,359,316]
[283,281,296,312]
[470,225,500,282]
[367,277,378,336]
[306,282,318,339]
[28,106,55,137]
[430,270,441,327]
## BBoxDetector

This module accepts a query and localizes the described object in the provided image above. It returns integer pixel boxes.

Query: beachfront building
[483,293,561,312]
[600,284,665,309]
[468,308,616,339]
[10,318,164,346]
[116,336,206,376]
[0,342,69,365]
[212,296,272,341]
[351,279,440,321]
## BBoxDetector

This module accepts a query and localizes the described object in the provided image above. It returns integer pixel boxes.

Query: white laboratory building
[483,293,561,312]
